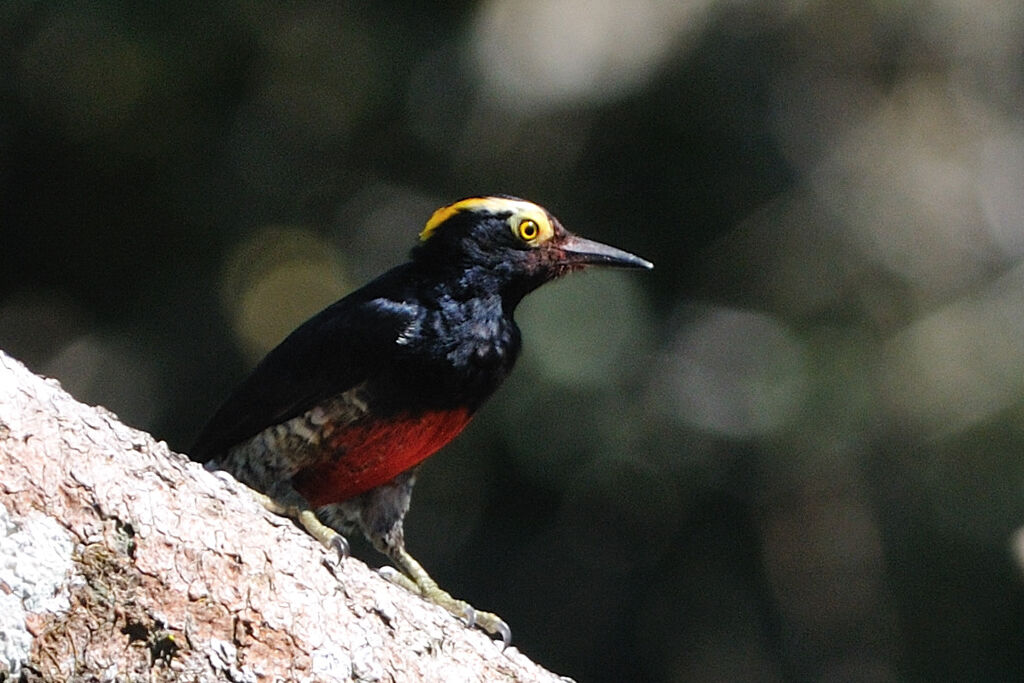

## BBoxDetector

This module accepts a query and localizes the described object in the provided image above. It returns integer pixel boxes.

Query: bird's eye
[518,219,540,242]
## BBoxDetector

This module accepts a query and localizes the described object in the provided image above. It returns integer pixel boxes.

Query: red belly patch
[293,408,472,507]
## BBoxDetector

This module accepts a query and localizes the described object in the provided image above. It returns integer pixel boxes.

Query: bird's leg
[250,485,350,559]
[384,543,511,647]
[356,470,511,647]
[207,445,352,558]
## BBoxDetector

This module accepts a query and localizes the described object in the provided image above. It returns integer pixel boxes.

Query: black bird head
[412,196,653,304]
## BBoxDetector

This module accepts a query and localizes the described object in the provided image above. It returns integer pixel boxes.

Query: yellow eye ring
[518,219,540,241]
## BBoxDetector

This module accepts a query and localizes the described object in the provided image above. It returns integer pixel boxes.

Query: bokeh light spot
[221,226,350,362]
[470,0,711,112]
[17,8,161,139]
[880,264,1024,434]
[516,271,652,389]
[810,81,993,295]
[660,306,808,437]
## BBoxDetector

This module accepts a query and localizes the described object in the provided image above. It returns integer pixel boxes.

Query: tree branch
[0,350,566,682]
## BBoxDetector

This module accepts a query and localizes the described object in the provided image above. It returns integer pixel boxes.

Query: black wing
[190,269,421,463]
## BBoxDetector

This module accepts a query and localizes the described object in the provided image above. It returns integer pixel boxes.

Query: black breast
[370,293,521,415]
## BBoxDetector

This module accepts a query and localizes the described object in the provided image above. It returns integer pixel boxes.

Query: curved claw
[493,619,512,650]
[331,533,350,560]
[453,604,512,649]
[472,611,511,649]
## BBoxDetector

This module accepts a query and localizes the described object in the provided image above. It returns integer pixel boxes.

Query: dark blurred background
[4,2,1024,680]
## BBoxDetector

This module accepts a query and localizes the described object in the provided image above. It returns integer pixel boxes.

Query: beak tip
[561,234,654,271]
[621,256,654,270]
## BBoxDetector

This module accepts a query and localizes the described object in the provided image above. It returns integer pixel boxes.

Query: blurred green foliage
[3,2,1024,681]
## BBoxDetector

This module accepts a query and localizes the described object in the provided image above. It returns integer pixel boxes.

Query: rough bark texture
[0,350,567,682]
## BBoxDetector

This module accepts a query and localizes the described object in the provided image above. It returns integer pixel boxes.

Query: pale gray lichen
[0,504,75,674]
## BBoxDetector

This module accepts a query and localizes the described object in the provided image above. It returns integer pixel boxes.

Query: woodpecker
[191,195,652,645]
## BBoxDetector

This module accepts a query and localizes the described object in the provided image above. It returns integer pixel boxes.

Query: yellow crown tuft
[420,196,550,242]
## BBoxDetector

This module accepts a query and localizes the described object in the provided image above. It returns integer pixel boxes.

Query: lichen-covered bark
[0,350,566,682]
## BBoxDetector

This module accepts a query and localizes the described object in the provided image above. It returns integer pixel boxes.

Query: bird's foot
[297,509,350,561]
[382,553,511,648]
[250,490,349,562]
[423,589,510,649]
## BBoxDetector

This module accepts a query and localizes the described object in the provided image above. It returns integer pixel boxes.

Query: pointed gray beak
[561,234,654,270]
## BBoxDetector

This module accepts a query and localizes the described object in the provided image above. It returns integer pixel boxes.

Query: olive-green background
[4,3,1024,680]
